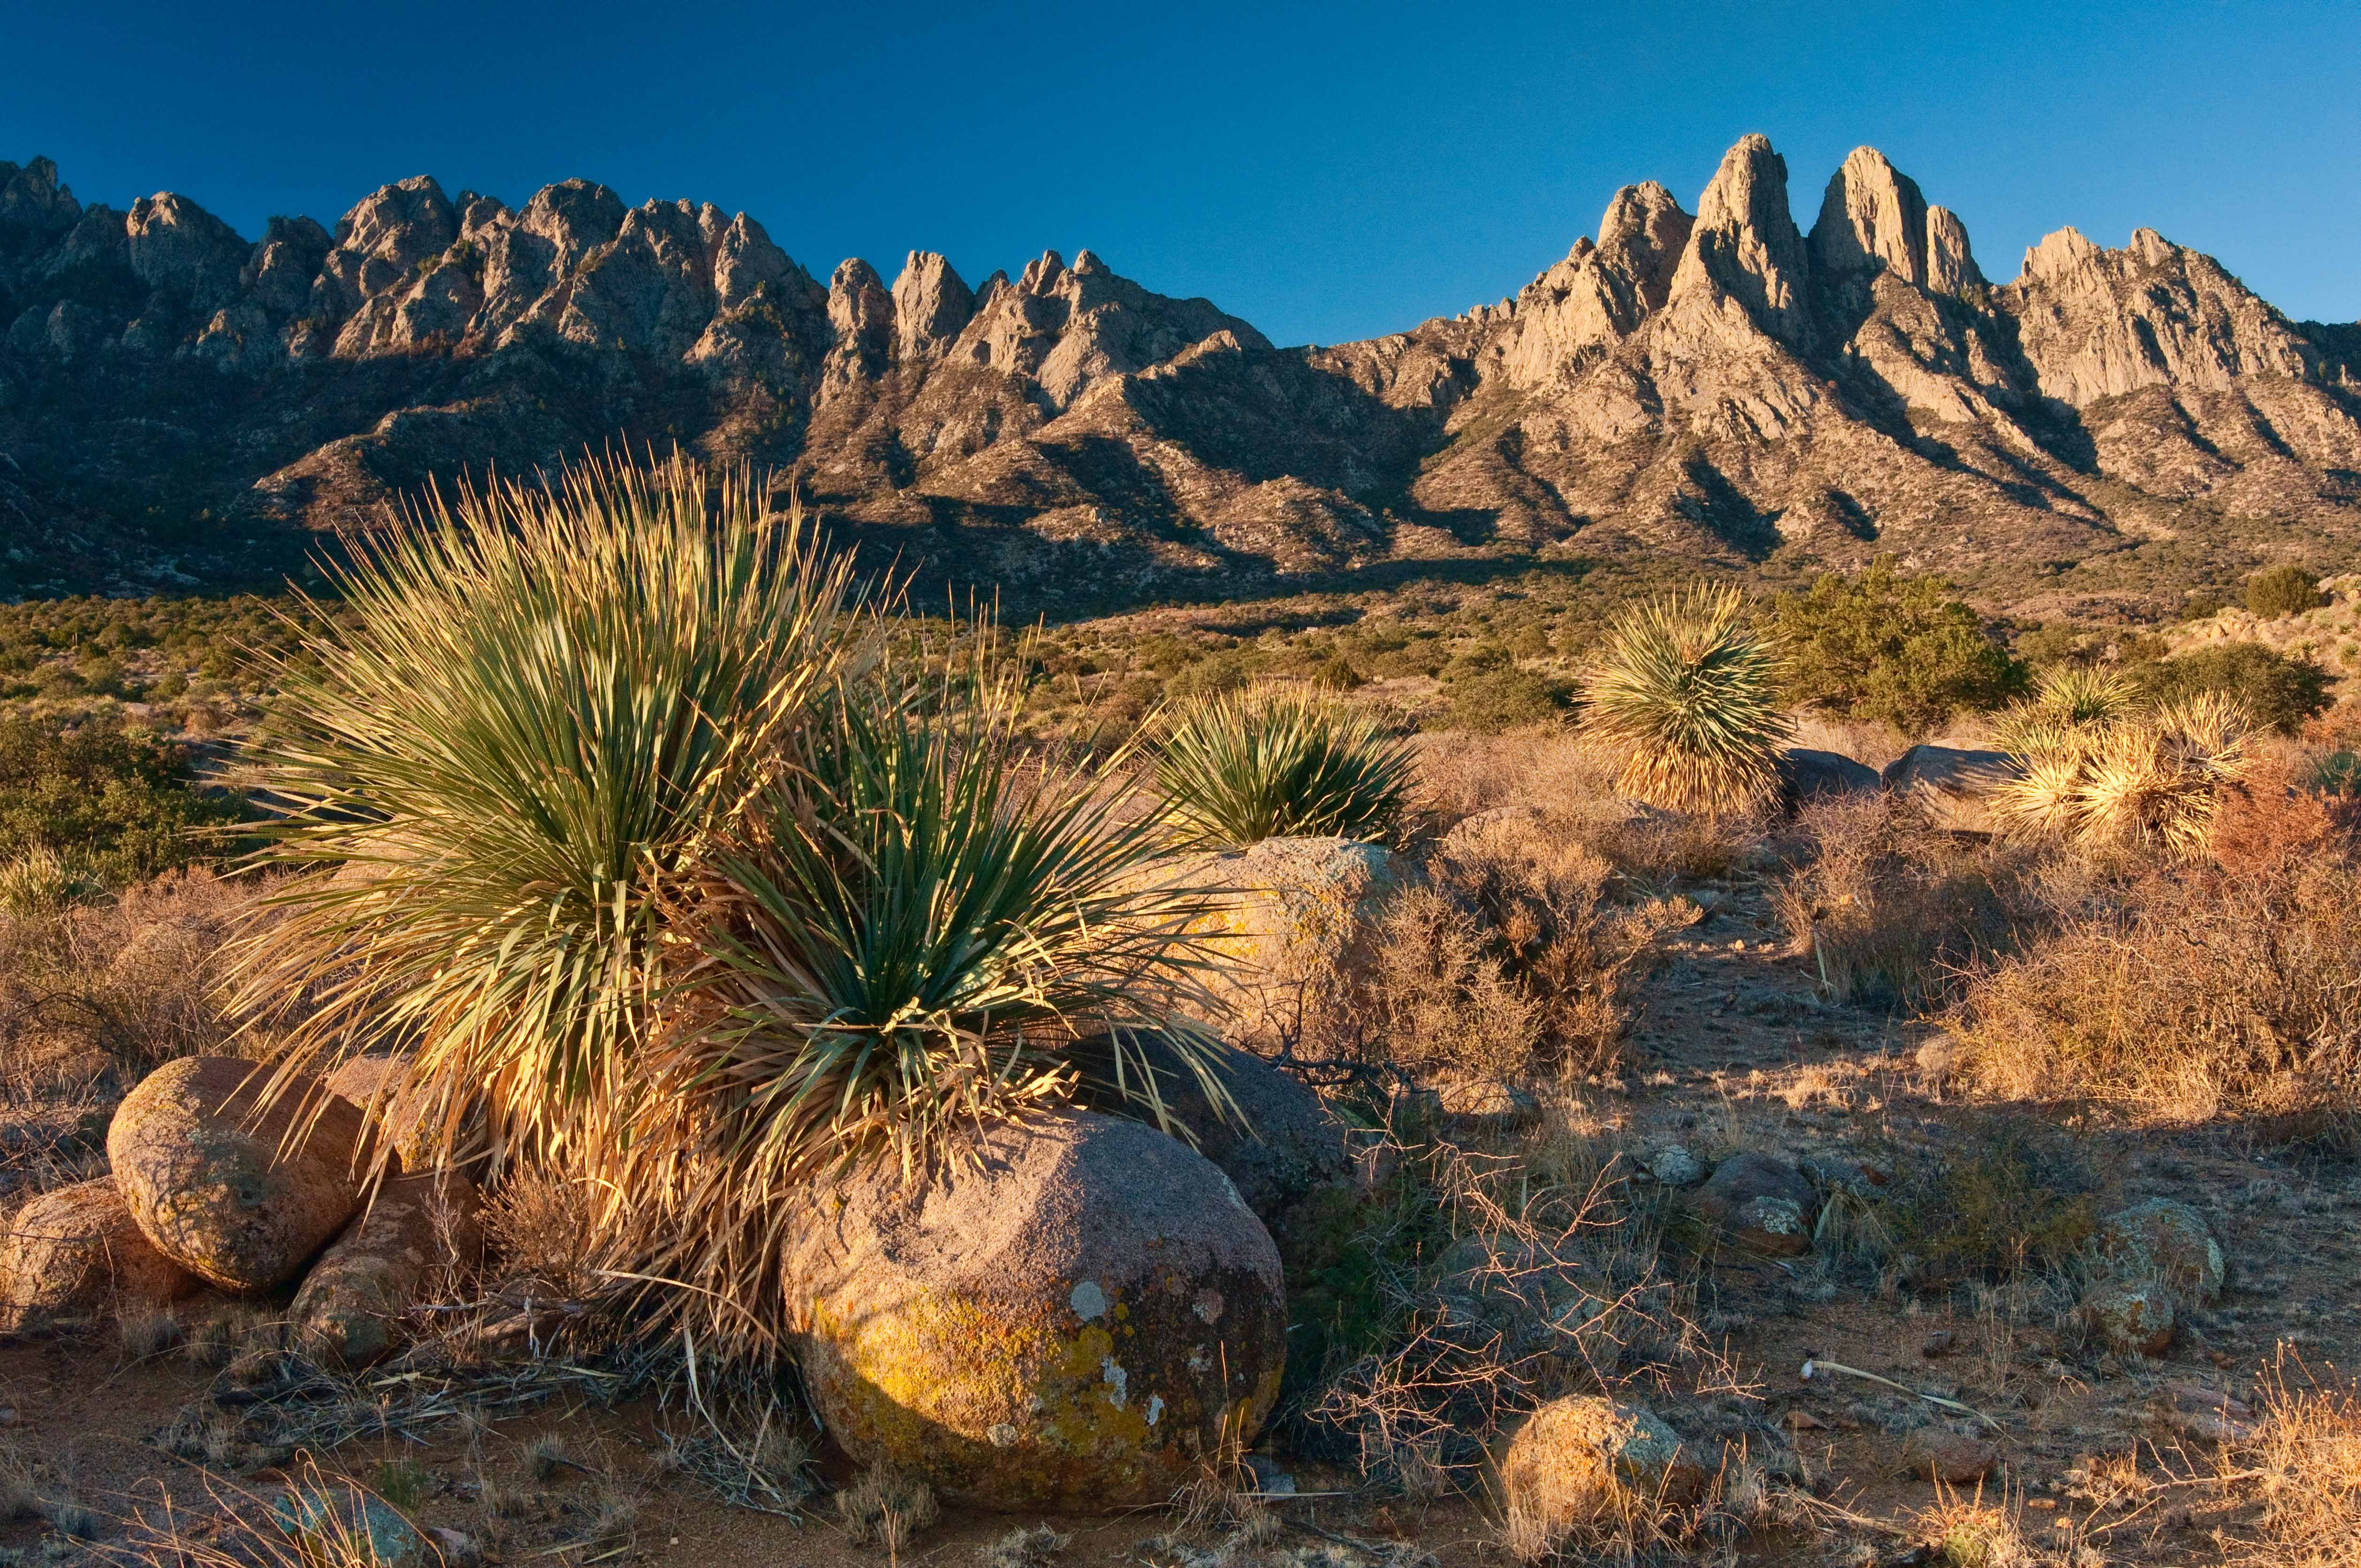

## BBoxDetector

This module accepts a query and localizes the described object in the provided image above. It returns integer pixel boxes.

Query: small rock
[2098,1199,2223,1305]
[1912,1037,1961,1078]
[427,1526,483,1567]
[1921,1330,1955,1359]
[269,1486,433,1568]
[2084,1279,2175,1356]
[1900,1429,1999,1484]
[1649,1145,1706,1187]
[1692,1152,1819,1255]
[1500,1395,1707,1553]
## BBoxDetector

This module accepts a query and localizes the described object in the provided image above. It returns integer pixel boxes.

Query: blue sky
[3,0,2354,346]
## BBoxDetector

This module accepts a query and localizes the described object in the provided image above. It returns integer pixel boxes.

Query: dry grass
[836,1463,940,1557]
[1950,853,2361,1127]
[2208,1354,2361,1565]
[1772,794,2037,1011]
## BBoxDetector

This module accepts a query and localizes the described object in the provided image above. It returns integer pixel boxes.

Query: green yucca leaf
[236,451,867,1168]
[1152,688,1416,849]
[1988,686,2256,855]
[1577,586,1792,815]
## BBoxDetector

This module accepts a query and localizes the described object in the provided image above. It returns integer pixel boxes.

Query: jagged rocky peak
[1595,180,1695,310]
[1668,131,1815,345]
[891,250,975,363]
[0,156,81,249]
[1810,146,1984,298]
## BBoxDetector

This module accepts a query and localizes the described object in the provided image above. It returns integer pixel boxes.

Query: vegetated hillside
[2,137,2359,612]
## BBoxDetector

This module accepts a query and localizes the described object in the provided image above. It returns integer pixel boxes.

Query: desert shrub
[238,454,866,1182]
[0,868,265,1085]
[2246,564,2326,620]
[1772,795,2034,1012]
[1951,855,2361,1125]
[1775,559,2027,734]
[1989,690,2258,856]
[1425,808,1688,1075]
[2209,750,2361,876]
[1579,585,1791,814]
[1873,1118,2097,1285]
[1164,649,1249,700]
[2132,641,2332,734]
[1155,688,1416,848]
[0,713,242,886]
[1437,665,1568,734]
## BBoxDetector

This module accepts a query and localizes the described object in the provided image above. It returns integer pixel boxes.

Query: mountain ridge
[3,135,2357,615]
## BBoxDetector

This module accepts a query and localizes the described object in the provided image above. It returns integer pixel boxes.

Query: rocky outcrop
[292,1170,484,1367]
[1,137,2354,608]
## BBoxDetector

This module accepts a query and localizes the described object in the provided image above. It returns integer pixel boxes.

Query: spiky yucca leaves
[1989,690,2257,854]
[236,453,865,1172]
[1578,587,1792,814]
[1988,663,2137,756]
[1153,688,1417,849]
[623,650,1229,1350]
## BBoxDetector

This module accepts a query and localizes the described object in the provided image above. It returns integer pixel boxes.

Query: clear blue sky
[4,0,2354,346]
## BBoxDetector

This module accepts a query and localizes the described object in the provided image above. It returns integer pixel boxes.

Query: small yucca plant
[1153,688,1416,849]
[1989,689,2256,854]
[0,845,90,919]
[237,452,866,1170]
[1988,663,2137,755]
[624,649,1228,1346]
[1578,586,1791,814]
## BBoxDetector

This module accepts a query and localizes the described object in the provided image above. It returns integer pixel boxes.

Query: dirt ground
[5,870,2357,1567]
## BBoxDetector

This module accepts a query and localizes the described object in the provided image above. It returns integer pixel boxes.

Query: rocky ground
[2,855,2352,1568]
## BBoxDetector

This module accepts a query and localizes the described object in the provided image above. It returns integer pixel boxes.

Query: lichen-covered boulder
[1501,1395,1707,1551]
[1691,1151,1819,1255]
[2084,1277,2175,1356]
[0,1176,200,1331]
[2098,1198,2223,1304]
[292,1170,485,1367]
[779,1110,1286,1512]
[1141,836,1411,1047]
[1066,1030,1350,1223]
[109,1056,372,1291]
[1882,746,2021,834]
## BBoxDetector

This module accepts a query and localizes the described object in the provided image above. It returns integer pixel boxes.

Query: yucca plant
[1989,689,2256,854]
[235,452,866,1171]
[1152,688,1416,849]
[1578,586,1792,814]
[1987,663,2136,755]
[622,646,1229,1347]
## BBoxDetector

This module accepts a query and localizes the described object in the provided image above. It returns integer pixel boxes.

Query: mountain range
[3,134,2357,615]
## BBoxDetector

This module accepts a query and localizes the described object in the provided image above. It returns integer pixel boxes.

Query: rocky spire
[1811,146,1928,285]
[1923,206,1982,295]
[1594,181,1693,315]
[891,251,975,363]
[1667,133,1813,346]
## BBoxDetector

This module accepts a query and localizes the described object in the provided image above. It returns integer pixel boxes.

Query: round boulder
[1500,1395,1706,1551]
[2084,1278,2175,1357]
[109,1056,373,1291]
[2098,1199,2223,1305]
[0,1176,201,1331]
[1778,749,1880,809]
[1691,1151,1820,1256]
[1881,746,2021,835]
[779,1110,1286,1512]
[1142,836,1410,1048]
[1066,1030,1349,1224]
[292,1170,485,1367]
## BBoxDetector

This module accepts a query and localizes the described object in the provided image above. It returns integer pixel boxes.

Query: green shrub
[1875,1119,2097,1285]
[2246,565,2325,620]
[1154,689,1416,848]
[1165,650,1248,701]
[1774,559,2026,735]
[0,713,239,885]
[2131,642,2331,734]
[1437,666,1567,733]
